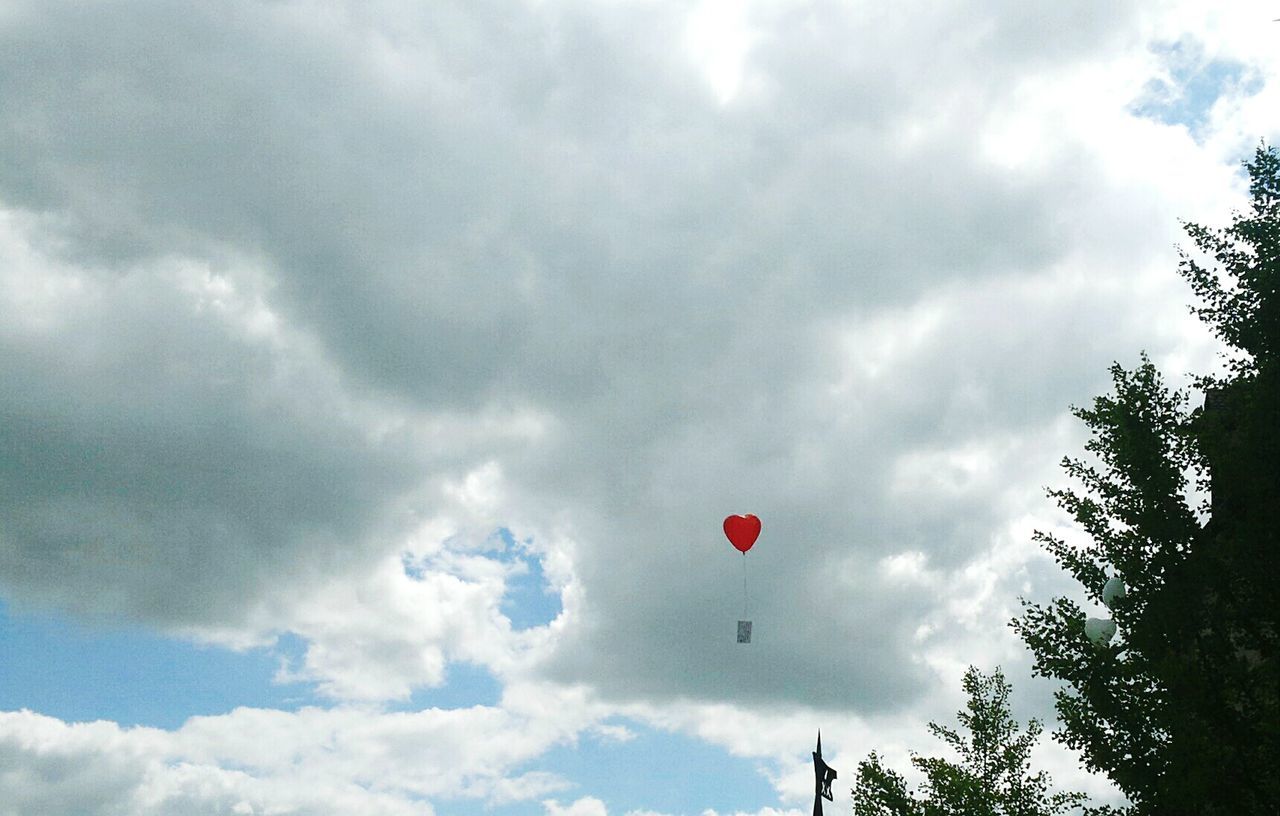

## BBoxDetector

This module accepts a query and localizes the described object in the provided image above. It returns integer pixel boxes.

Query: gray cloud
[0,0,1259,721]
[0,247,429,625]
[0,724,144,815]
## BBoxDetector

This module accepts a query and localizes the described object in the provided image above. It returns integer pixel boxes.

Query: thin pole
[742,551,748,616]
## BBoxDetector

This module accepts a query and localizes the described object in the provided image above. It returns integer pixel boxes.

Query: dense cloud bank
[1,0,1277,812]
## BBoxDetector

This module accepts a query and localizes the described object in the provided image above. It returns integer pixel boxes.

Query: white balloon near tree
[1085,617,1117,646]
[1102,575,1126,610]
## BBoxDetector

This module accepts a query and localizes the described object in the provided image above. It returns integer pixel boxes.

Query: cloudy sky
[1,1,1277,814]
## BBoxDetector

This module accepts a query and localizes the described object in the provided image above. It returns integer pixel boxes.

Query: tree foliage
[853,667,1087,816]
[1011,144,1280,815]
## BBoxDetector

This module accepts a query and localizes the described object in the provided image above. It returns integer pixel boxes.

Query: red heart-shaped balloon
[723,514,761,553]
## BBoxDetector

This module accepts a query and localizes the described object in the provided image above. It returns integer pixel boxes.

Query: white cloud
[545,796,610,816]
[685,0,757,104]
[0,696,612,815]
[0,711,436,815]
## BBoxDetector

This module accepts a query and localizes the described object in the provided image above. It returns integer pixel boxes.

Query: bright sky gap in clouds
[0,1,1277,814]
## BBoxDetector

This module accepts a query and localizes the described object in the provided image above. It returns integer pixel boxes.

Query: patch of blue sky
[494,527,563,630]
[1129,40,1263,141]
[502,553,562,631]
[0,599,313,729]
[517,719,781,815]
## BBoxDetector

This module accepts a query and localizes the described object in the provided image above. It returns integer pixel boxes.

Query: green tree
[853,666,1087,816]
[1011,144,1280,815]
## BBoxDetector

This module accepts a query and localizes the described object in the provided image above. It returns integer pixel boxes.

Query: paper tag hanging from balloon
[737,620,752,643]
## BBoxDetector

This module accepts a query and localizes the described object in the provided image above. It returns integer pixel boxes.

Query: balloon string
[742,552,748,617]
